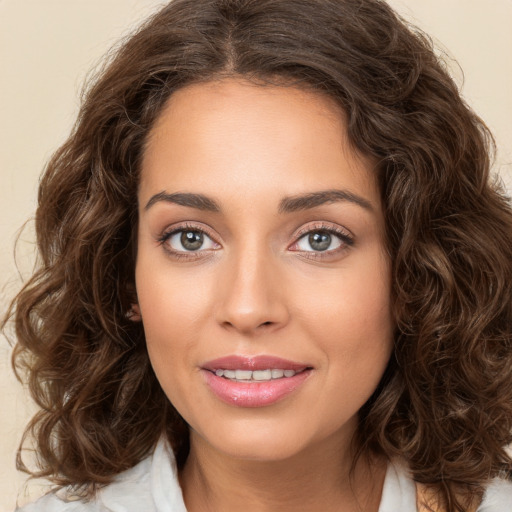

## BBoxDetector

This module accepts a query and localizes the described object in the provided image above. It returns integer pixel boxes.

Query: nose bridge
[216,235,288,334]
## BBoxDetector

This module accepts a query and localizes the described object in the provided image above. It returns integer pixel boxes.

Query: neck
[179,430,386,512]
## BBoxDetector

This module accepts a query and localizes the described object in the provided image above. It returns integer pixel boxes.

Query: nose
[215,246,290,336]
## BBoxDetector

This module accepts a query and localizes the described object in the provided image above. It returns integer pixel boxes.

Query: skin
[135,77,394,512]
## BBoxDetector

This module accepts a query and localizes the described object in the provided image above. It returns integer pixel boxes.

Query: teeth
[252,369,272,381]
[235,370,252,380]
[214,369,299,381]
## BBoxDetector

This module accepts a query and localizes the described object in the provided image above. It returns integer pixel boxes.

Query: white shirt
[17,438,512,511]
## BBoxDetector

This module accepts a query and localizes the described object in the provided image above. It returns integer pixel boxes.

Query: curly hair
[5,0,512,510]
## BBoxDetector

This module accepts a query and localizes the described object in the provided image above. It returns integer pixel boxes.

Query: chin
[188,410,351,463]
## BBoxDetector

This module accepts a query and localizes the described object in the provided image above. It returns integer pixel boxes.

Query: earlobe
[126,303,142,321]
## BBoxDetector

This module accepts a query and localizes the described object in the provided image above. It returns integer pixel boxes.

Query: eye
[289,224,354,256]
[296,231,341,252]
[161,227,219,253]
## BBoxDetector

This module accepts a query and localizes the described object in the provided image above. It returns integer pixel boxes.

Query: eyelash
[291,222,354,260]
[157,221,354,261]
[157,222,219,261]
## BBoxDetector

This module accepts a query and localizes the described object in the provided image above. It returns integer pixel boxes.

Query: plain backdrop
[1,1,511,510]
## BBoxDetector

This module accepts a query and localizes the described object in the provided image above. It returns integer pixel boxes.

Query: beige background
[1,1,511,510]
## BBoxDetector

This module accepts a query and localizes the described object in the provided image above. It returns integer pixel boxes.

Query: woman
[7,0,512,510]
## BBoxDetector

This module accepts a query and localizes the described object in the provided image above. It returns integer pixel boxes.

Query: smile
[201,355,313,407]
[214,368,300,381]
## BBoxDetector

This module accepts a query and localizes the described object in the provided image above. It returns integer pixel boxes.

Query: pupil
[309,231,331,251]
[181,231,203,250]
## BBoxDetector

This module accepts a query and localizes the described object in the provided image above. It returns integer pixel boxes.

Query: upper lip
[202,355,311,372]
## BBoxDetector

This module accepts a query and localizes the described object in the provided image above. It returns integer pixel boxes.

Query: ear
[127,303,142,322]
[125,281,141,321]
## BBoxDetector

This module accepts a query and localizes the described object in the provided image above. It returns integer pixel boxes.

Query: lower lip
[202,369,312,408]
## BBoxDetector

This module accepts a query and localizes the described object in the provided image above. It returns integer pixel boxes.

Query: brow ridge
[278,189,373,213]
[144,192,221,212]
[144,189,372,214]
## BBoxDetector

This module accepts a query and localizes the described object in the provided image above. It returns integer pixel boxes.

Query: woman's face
[136,78,393,461]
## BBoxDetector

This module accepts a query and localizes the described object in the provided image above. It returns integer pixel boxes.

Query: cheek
[297,257,392,341]
[136,254,215,333]
[135,268,208,414]
[294,253,393,387]
[134,255,206,373]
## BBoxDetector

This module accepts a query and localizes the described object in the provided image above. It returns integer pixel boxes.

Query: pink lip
[201,355,313,408]
[202,355,309,372]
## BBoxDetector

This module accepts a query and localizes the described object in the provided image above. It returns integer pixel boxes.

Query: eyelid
[292,221,354,243]
[157,222,221,257]
[158,221,218,240]
[156,220,353,260]
[288,221,354,256]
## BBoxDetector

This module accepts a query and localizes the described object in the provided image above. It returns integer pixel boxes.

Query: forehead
[140,77,379,207]
[149,77,345,137]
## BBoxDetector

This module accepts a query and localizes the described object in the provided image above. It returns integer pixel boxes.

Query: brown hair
[5,0,512,510]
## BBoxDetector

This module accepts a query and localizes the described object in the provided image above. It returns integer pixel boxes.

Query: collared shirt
[17,438,512,511]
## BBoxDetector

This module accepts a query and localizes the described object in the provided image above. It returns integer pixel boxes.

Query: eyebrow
[278,189,373,213]
[145,192,221,212]
[144,188,373,213]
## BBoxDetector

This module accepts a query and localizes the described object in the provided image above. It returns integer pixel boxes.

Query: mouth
[201,355,313,407]
[213,368,305,382]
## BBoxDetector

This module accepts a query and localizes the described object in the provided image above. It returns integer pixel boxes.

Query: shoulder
[15,438,186,511]
[379,461,512,512]
[15,493,93,512]
[479,476,512,511]
[15,441,167,512]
